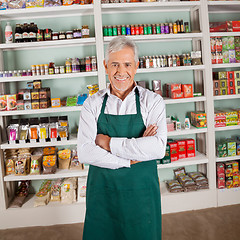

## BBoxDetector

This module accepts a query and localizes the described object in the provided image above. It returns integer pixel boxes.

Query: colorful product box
[227,139,236,150]
[217,162,225,176]
[220,88,227,95]
[185,139,195,158]
[213,88,220,96]
[225,162,233,177]
[217,150,227,157]
[6,95,17,111]
[228,87,235,95]
[216,141,227,151]
[218,71,227,80]
[168,142,178,162]
[236,141,240,155]
[182,84,193,98]
[233,174,239,188]
[234,36,240,48]
[229,49,236,63]
[235,86,240,94]
[171,92,183,99]
[191,112,207,128]
[232,161,239,174]
[222,51,229,64]
[228,149,236,157]
[176,140,186,159]
[217,176,225,189]
[228,36,235,49]
[227,79,235,88]
[213,80,219,88]
[222,37,229,50]
[234,71,240,79]
[0,95,7,111]
[161,144,171,164]
[226,176,233,189]
[232,21,240,32]
[219,79,227,88]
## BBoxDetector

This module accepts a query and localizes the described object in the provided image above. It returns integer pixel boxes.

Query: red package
[210,37,216,51]
[217,176,225,189]
[232,21,240,32]
[227,71,235,80]
[233,173,239,188]
[209,22,228,32]
[228,87,235,95]
[211,52,216,64]
[176,140,186,159]
[182,84,193,98]
[227,79,235,88]
[217,162,225,176]
[185,139,195,158]
[171,92,183,99]
[168,142,178,162]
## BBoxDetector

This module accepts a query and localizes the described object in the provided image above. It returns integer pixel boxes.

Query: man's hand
[143,124,158,137]
[95,134,111,152]
[131,124,158,165]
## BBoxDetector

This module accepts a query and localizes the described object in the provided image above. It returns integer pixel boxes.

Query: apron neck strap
[100,87,141,115]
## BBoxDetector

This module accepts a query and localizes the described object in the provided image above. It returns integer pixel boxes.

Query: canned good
[60,66,65,74]
[44,64,48,75]
[103,26,108,36]
[152,24,156,35]
[126,25,131,35]
[121,25,126,35]
[143,24,148,35]
[164,23,169,34]
[112,25,118,36]
[139,25,144,35]
[161,24,165,34]
[131,25,135,35]
[147,24,152,35]
[55,66,60,74]
[108,26,113,36]
[117,25,122,35]
[169,23,173,34]
[135,25,140,35]
[184,22,189,33]
[173,23,178,34]
[156,24,161,34]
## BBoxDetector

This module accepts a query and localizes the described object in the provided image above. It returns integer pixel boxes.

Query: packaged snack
[66,96,77,106]
[49,117,58,140]
[229,49,236,63]
[7,0,26,9]
[77,94,87,106]
[78,177,87,199]
[19,119,29,142]
[233,173,239,188]
[5,156,16,175]
[31,89,39,100]
[61,178,77,204]
[30,155,42,175]
[39,117,49,141]
[70,149,83,169]
[168,142,178,162]
[188,172,208,187]
[166,179,184,193]
[226,176,233,189]
[34,180,52,207]
[87,84,99,96]
[43,146,56,155]
[7,119,19,142]
[58,149,71,169]
[15,154,31,175]
[176,140,186,159]
[7,95,17,111]
[51,98,61,108]
[173,167,186,178]
[217,175,225,189]
[58,116,68,139]
[182,84,193,98]
[10,181,30,208]
[191,112,207,128]
[177,174,197,192]
[0,95,7,111]
[33,80,42,89]
[42,155,57,174]
[185,139,195,158]
[29,118,39,141]
[0,0,7,10]
[62,0,73,5]
[51,179,63,202]
[44,0,62,7]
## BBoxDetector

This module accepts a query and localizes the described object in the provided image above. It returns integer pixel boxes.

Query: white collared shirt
[77,85,167,169]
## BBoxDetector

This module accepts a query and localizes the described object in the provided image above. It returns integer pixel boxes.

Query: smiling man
[77,36,167,240]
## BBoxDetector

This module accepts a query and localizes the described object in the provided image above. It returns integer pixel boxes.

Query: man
[77,36,167,240]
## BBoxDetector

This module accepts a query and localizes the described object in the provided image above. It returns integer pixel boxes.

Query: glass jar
[82,25,90,38]
[73,29,81,38]
[52,32,59,40]
[72,58,80,73]
[55,66,60,74]
[66,31,73,39]
[59,31,66,40]
[65,58,72,73]
[60,66,65,74]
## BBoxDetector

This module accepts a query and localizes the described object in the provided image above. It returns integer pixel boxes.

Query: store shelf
[160,183,216,214]
[216,155,240,163]
[0,5,94,20]
[210,32,240,37]
[167,126,207,137]
[4,168,88,182]
[208,1,240,13]
[0,71,98,83]
[0,38,96,51]
[0,106,82,116]
[214,94,240,100]
[158,151,208,169]
[0,134,78,149]
[215,125,240,132]
[137,65,205,74]
[104,33,203,43]
[212,63,240,69]
[101,2,200,13]
[217,187,240,207]
[164,96,206,104]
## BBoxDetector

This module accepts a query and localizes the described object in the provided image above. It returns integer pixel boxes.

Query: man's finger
[144,125,158,137]
[143,125,155,136]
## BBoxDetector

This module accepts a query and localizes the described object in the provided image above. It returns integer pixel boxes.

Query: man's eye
[112,64,118,67]
[126,63,131,67]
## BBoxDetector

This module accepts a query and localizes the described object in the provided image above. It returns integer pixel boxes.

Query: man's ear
[103,60,108,73]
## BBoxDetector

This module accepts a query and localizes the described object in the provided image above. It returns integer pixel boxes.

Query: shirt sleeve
[110,94,167,161]
[77,98,131,169]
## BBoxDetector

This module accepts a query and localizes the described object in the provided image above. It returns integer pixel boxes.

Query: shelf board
[158,151,208,169]
[208,1,240,13]
[164,96,206,104]
[212,63,240,69]
[4,168,88,182]
[101,2,200,13]
[217,187,240,207]
[0,38,96,51]
[210,32,240,37]
[104,33,202,43]
[0,71,98,83]
[137,65,205,74]
[0,135,78,149]
[214,94,240,100]
[167,126,207,137]
[0,106,82,116]
[215,125,240,131]
[216,155,240,163]
[0,5,94,20]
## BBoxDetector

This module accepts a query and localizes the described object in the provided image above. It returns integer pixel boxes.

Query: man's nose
[117,64,125,74]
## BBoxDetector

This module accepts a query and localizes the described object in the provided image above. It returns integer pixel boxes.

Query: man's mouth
[114,76,128,81]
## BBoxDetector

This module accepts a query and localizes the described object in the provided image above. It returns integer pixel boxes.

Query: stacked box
[185,139,195,158]
[182,84,193,98]
[214,110,226,127]
[213,79,220,96]
[191,112,207,128]
[165,83,182,99]
[161,144,171,164]
[168,142,178,162]
[227,72,235,94]
[176,140,186,159]
[224,109,238,126]
[216,141,227,157]
[226,139,236,156]
[235,71,240,94]
[217,162,225,189]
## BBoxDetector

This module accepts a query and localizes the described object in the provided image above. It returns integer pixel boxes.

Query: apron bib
[83,89,162,240]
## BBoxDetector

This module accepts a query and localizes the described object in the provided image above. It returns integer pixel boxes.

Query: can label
[135,26,140,35]
[122,26,126,35]
[147,26,152,35]
[156,26,161,34]
[131,26,135,35]
[139,26,144,35]
[161,26,165,34]
[108,28,113,36]
[126,26,131,35]
[103,27,108,36]
[113,27,118,36]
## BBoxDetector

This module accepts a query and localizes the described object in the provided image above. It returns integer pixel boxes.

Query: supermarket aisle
[1,204,240,240]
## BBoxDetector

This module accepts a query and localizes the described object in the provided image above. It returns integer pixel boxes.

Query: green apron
[83,88,162,240]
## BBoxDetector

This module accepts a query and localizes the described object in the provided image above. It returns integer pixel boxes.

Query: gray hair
[105,36,139,65]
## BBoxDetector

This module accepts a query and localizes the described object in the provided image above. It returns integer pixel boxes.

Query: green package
[66,96,77,106]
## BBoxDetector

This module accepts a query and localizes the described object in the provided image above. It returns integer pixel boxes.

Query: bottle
[176,119,181,131]
[22,23,29,42]
[5,22,13,44]
[15,24,23,43]
[184,117,190,130]
[176,54,181,66]
[29,22,37,42]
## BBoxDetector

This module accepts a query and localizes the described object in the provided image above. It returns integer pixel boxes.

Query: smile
[114,76,128,81]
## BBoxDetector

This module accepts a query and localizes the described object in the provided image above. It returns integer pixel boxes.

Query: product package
[87,84,99,96]
[0,95,7,111]
[70,149,83,169]
[61,178,77,204]
[5,156,16,175]
[49,117,58,140]
[15,154,31,175]
[42,155,57,174]
[166,179,184,193]
[34,180,52,207]
[29,118,39,141]
[58,116,69,139]
[44,0,62,7]
[7,95,17,111]
[7,119,19,143]
[19,119,29,142]
[58,149,71,169]
[30,154,42,175]
[39,117,49,141]
[50,179,63,202]
[0,0,7,10]
[7,0,26,9]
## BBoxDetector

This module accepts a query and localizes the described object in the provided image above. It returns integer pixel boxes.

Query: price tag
[39,139,46,143]
[19,140,25,144]
[61,137,67,141]
[30,139,37,143]
[9,140,15,144]
[51,138,57,142]
[219,189,226,192]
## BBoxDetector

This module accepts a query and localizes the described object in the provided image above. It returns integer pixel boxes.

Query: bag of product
[10,180,30,208]
[34,180,52,207]
[30,155,42,175]
[70,149,83,170]
[58,149,71,169]
[61,178,77,204]
[42,155,57,174]
[50,179,63,202]
[15,154,31,175]
[62,0,73,5]
[5,156,16,175]
[7,0,26,9]
[44,0,62,7]
[43,146,57,155]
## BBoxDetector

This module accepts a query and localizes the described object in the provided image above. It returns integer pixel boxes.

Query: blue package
[77,94,87,106]
[0,0,7,10]
[7,0,26,9]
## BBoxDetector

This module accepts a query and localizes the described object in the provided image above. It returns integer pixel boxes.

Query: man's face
[104,47,139,93]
